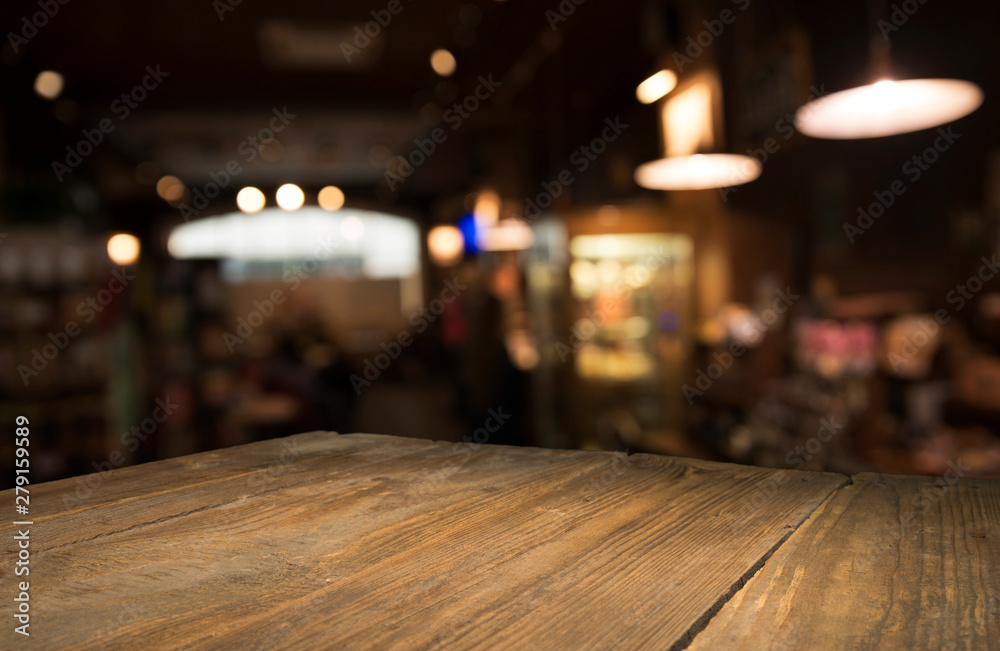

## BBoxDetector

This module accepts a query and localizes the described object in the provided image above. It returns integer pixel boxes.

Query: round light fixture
[795,78,983,139]
[427,225,464,266]
[634,154,762,191]
[236,187,266,214]
[107,233,140,266]
[34,71,64,100]
[275,183,305,211]
[430,49,457,77]
[155,175,187,203]
[318,185,346,211]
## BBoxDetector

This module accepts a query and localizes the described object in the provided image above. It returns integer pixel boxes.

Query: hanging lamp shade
[794,78,983,139]
[634,153,762,191]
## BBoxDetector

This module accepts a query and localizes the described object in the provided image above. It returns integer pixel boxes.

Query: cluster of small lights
[234,184,346,214]
[151,178,347,215]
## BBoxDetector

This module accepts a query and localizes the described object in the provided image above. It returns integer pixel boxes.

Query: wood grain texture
[689,471,1000,650]
[1,433,846,650]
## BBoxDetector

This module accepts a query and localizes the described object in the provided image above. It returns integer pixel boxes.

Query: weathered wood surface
[689,472,1000,650]
[1,432,849,650]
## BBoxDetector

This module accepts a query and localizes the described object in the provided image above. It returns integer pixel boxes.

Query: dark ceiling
[1,0,999,274]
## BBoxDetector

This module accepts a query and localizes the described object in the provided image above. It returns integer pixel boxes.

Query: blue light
[458,213,479,255]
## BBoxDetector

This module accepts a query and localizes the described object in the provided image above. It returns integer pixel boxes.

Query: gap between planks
[671,474,855,651]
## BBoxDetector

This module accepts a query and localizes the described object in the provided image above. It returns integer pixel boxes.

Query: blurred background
[3,0,1000,488]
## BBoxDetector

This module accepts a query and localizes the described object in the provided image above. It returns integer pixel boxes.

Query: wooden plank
[8,431,427,552]
[689,471,1000,650]
[1,434,847,649]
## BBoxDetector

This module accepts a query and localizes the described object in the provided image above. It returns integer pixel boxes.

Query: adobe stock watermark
[6,0,72,54]
[782,417,844,470]
[886,255,997,373]
[720,414,844,534]
[719,83,828,201]
[17,268,135,385]
[880,458,971,536]
[843,125,961,243]
[340,0,414,62]
[350,277,467,394]
[246,438,303,488]
[223,236,340,352]
[103,601,144,643]
[682,287,800,404]
[60,396,179,512]
[671,0,750,72]
[383,75,501,191]
[578,451,637,501]
[947,255,998,310]
[213,0,243,21]
[545,0,587,30]
[414,406,511,496]
[555,245,668,362]
[877,0,931,41]
[178,106,297,221]
[52,65,169,182]
[517,116,628,222]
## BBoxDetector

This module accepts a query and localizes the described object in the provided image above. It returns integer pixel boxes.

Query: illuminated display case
[568,233,691,383]
[527,206,694,451]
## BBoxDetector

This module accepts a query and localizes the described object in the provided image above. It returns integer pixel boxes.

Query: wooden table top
[3,432,998,649]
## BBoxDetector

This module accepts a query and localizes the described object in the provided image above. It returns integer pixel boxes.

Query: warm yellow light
[430,49,457,77]
[636,70,678,104]
[473,190,500,229]
[795,78,983,139]
[236,187,266,214]
[664,82,714,157]
[155,175,186,203]
[107,233,140,266]
[275,183,305,210]
[634,154,762,191]
[340,215,365,241]
[34,71,64,100]
[427,225,464,266]
[478,219,534,251]
[318,185,345,211]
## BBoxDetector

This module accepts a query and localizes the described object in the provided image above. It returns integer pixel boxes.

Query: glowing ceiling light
[430,49,457,77]
[166,207,420,278]
[107,233,140,266]
[473,190,500,229]
[318,185,345,211]
[275,183,305,211]
[34,71,64,100]
[636,70,678,104]
[663,82,714,157]
[236,187,266,214]
[477,219,534,251]
[634,154,762,191]
[795,78,983,139]
[427,225,464,266]
[155,175,186,203]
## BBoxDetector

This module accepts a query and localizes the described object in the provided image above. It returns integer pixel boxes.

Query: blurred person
[458,262,531,447]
